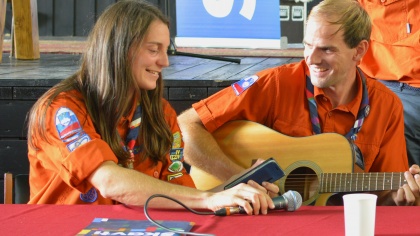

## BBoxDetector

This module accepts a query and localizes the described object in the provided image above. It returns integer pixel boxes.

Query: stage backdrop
[175,0,281,49]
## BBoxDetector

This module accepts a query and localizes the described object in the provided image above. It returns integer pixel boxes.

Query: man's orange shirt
[28,90,195,204]
[358,0,420,87]
[193,60,408,173]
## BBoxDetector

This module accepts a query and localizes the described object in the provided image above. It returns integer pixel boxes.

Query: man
[178,0,420,206]
[357,0,420,166]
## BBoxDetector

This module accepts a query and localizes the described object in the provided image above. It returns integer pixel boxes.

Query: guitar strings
[282,172,406,194]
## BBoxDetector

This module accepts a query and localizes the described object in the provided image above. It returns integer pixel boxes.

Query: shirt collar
[305,68,363,118]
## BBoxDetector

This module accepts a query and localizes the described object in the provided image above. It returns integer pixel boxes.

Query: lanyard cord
[305,67,370,139]
[122,103,142,169]
[305,68,370,169]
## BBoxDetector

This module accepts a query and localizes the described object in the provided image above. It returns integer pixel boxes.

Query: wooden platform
[1,38,304,57]
[1,52,302,98]
[0,51,303,118]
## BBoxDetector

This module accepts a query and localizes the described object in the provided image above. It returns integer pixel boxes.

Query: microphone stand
[162,0,241,64]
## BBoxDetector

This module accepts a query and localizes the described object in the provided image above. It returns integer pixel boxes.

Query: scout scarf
[305,67,370,169]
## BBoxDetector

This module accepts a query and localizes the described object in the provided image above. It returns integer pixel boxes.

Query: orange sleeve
[193,68,283,133]
[30,92,118,194]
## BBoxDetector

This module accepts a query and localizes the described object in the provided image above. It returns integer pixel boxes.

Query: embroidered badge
[55,107,83,140]
[169,148,183,162]
[231,75,259,96]
[80,187,98,203]
[167,172,183,181]
[66,133,91,152]
[168,161,184,173]
[172,131,182,148]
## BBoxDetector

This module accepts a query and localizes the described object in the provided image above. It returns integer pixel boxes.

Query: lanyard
[305,68,370,169]
[122,103,142,169]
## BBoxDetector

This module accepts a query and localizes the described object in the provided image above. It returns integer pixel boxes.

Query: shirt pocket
[354,141,380,172]
[364,0,412,44]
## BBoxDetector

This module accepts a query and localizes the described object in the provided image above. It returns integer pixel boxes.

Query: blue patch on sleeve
[55,107,83,139]
[55,107,91,151]
[231,75,259,96]
[66,133,91,152]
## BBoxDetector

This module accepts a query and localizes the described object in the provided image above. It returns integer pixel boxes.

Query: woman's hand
[206,158,281,215]
[205,181,276,215]
[246,159,280,198]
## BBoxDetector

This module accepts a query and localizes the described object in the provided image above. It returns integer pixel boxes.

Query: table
[1,204,419,235]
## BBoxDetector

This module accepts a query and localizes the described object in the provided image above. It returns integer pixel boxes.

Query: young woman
[26,0,278,215]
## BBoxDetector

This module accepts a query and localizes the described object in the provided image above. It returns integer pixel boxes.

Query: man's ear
[353,39,369,62]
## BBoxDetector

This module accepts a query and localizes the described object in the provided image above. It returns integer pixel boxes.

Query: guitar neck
[319,172,406,193]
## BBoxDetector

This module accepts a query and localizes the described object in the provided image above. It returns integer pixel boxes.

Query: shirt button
[153,171,159,178]
[380,0,386,3]
[328,112,332,116]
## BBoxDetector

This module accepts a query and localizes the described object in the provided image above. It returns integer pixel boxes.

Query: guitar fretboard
[319,172,406,193]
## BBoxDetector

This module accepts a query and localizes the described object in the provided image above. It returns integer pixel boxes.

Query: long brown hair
[27,0,172,166]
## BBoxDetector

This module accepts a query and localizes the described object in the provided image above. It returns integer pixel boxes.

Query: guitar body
[189,120,356,206]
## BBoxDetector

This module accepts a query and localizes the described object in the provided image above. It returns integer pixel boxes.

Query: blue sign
[175,0,281,48]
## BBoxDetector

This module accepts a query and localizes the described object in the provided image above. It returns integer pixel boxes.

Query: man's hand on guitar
[393,165,420,206]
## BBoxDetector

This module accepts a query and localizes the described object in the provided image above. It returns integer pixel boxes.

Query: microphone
[214,190,302,216]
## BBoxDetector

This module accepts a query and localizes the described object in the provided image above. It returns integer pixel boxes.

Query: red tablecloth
[1,204,419,235]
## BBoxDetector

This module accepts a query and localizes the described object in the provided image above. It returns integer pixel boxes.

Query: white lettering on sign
[202,0,256,20]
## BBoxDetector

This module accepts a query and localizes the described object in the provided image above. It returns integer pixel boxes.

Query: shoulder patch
[55,107,82,140]
[231,75,259,96]
[55,107,91,151]
[66,133,91,152]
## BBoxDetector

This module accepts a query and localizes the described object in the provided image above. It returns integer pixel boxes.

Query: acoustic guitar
[189,120,406,206]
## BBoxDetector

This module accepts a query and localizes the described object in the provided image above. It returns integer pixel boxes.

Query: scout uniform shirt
[193,60,408,173]
[28,90,195,204]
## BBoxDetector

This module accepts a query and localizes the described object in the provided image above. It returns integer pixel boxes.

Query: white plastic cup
[343,193,377,236]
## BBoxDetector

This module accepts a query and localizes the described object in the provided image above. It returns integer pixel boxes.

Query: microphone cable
[144,194,215,236]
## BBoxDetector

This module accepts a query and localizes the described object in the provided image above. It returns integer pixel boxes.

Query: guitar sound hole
[284,167,318,203]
